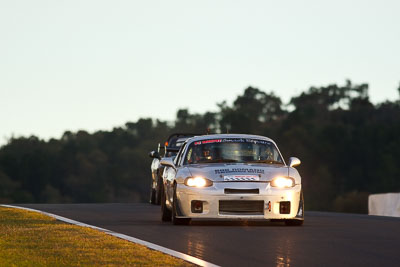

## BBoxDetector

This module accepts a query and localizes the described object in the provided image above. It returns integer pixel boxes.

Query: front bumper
[176,182,303,220]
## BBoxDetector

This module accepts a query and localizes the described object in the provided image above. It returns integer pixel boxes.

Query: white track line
[1,204,219,267]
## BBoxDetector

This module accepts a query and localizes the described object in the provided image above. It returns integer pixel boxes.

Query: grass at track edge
[0,207,195,266]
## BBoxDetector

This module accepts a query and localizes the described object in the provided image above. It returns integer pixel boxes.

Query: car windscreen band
[194,138,272,146]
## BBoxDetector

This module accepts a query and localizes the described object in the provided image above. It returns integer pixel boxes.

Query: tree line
[1,80,399,213]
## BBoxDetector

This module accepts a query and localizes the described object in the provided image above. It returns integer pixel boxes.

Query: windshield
[183,138,284,165]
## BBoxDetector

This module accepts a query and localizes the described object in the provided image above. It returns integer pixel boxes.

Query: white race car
[160,134,304,226]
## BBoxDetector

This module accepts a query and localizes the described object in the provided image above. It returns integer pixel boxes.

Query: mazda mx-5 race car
[160,134,304,226]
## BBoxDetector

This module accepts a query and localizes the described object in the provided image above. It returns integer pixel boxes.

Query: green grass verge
[0,207,194,266]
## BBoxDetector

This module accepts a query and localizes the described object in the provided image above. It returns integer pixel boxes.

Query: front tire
[150,188,156,204]
[172,184,191,225]
[161,185,171,222]
[155,176,163,205]
[285,190,304,226]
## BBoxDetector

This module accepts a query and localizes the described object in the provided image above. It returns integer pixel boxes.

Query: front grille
[219,200,264,215]
[224,188,259,194]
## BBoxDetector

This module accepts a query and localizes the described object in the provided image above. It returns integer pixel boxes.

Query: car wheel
[155,176,163,205]
[161,185,172,222]
[285,191,304,226]
[172,184,191,225]
[150,188,156,205]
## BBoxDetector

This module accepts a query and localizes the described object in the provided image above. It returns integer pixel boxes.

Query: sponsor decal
[194,138,271,146]
[215,168,264,174]
[194,139,222,145]
[223,175,260,181]
[221,138,271,145]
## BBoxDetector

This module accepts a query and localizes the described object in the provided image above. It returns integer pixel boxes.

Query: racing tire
[161,185,172,221]
[150,188,156,205]
[172,184,191,225]
[155,176,163,205]
[285,190,304,226]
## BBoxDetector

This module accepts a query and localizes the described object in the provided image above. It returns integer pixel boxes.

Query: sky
[1,0,399,145]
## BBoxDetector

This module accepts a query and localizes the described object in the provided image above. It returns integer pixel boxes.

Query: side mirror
[160,157,176,169]
[157,143,165,153]
[288,157,301,167]
[149,151,160,159]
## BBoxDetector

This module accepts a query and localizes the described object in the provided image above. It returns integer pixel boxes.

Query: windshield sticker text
[195,138,271,146]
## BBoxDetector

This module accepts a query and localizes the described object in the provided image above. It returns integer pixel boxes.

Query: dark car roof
[167,133,200,142]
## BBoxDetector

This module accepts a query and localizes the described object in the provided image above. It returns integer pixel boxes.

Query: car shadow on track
[184,219,291,227]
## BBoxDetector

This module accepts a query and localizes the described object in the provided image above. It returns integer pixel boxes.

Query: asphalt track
[18,203,400,267]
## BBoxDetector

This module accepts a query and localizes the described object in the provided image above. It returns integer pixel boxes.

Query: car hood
[186,163,288,182]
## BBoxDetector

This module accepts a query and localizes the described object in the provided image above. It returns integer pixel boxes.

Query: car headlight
[184,177,213,187]
[270,176,295,188]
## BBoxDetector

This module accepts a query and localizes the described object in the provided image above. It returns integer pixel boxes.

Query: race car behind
[148,133,198,205]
